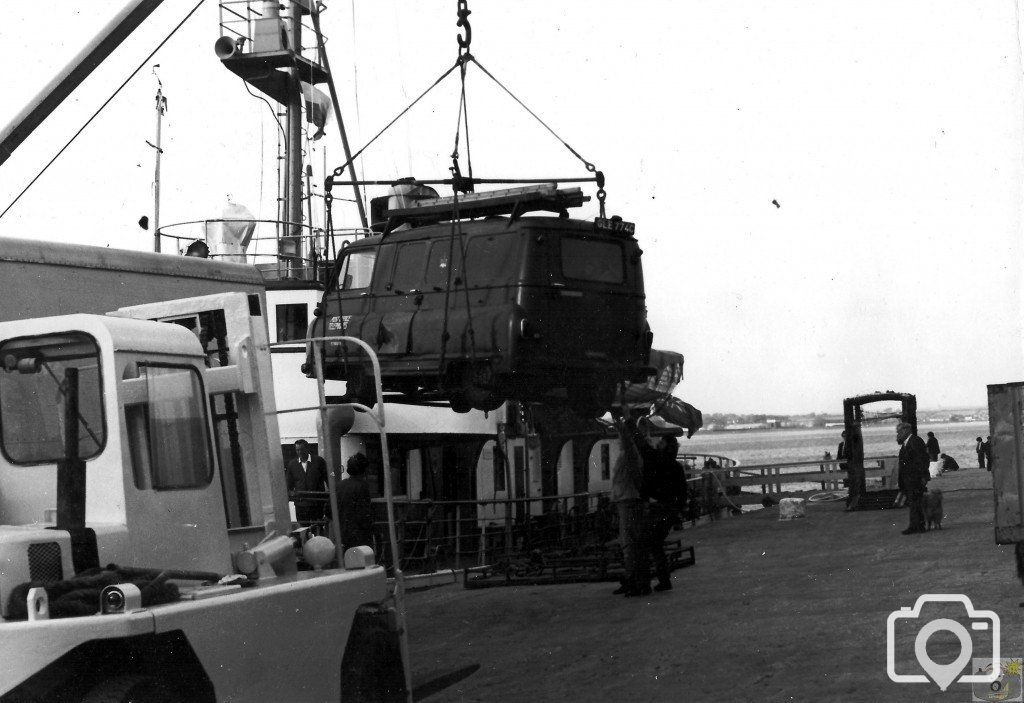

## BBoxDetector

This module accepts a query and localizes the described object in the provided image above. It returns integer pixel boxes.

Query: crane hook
[456,0,472,54]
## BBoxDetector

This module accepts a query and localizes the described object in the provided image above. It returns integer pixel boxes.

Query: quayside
[404,469,1016,702]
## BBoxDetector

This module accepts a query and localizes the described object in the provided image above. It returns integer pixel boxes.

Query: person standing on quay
[984,436,993,471]
[897,422,930,535]
[336,453,374,550]
[285,439,328,527]
[925,432,940,463]
[976,437,987,469]
[837,431,849,487]
[642,434,688,592]
[611,417,649,597]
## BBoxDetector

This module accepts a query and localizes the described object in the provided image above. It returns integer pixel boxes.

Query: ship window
[425,240,464,290]
[125,364,213,490]
[464,234,518,287]
[561,237,624,284]
[391,242,429,293]
[338,250,377,290]
[0,332,105,465]
[276,303,308,342]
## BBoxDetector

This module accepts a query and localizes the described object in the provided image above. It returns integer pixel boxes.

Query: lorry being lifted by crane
[0,292,408,702]
[308,183,653,417]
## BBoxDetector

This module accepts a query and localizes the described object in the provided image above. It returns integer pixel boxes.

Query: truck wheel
[449,391,472,413]
[81,675,176,703]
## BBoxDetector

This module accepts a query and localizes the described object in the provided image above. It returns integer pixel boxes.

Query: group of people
[610,418,689,597]
[837,428,991,476]
[924,431,961,473]
[284,439,375,551]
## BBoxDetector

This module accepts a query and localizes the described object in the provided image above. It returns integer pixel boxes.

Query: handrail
[154,219,371,280]
[217,1,328,64]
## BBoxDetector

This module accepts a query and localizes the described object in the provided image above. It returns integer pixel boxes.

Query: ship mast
[215,0,365,276]
[149,67,167,252]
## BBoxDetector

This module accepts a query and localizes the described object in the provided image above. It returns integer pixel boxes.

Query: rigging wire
[466,55,598,174]
[0,0,205,222]
[346,0,368,210]
[329,60,462,178]
[241,79,287,140]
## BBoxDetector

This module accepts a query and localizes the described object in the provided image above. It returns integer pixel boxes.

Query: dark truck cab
[307,184,652,415]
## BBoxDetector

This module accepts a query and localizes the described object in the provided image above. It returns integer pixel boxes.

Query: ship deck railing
[291,455,896,576]
[155,219,371,281]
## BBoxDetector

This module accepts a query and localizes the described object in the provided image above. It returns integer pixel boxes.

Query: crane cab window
[125,364,213,490]
[337,250,377,291]
[0,332,105,465]
[561,237,624,284]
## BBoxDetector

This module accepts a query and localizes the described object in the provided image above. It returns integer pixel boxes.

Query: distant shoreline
[699,418,988,434]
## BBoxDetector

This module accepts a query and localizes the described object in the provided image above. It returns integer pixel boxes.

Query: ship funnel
[214,36,239,60]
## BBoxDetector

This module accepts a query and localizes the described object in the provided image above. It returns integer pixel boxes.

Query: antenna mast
[149,66,167,252]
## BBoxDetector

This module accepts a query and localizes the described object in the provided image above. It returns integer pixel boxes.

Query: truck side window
[464,234,517,287]
[337,250,377,290]
[0,332,105,465]
[425,240,463,290]
[561,237,624,284]
[390,242,429,293]
[125,364,213,490]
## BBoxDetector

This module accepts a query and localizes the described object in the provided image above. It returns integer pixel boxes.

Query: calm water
[679,420,989,469]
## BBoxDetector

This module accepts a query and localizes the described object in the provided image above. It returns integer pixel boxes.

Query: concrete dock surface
[406,469,1023,702]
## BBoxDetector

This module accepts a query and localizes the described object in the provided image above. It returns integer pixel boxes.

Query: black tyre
[449,391,472,413]
[81,675,176,703]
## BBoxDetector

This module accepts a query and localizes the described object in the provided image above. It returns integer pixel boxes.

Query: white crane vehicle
[0,292,409,702]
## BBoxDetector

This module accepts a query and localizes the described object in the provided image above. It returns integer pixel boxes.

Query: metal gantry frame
[271,334,411,702]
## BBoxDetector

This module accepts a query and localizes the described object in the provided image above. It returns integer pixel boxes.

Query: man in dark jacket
[897,422,929,535]
[837,431,850,488]
[336,453,374,550]
[640,434,688,592]
[285,439,328,526]
[925,432,940,463]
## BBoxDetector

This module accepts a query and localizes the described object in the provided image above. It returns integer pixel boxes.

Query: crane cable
[437,26,480,399]
[321,0,611,407]
[0,0,206,222]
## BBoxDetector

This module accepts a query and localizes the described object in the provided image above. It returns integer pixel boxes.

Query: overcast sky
[0,1,1021,415]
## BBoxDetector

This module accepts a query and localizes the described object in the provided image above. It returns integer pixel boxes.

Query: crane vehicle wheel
[81,675,177,703]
